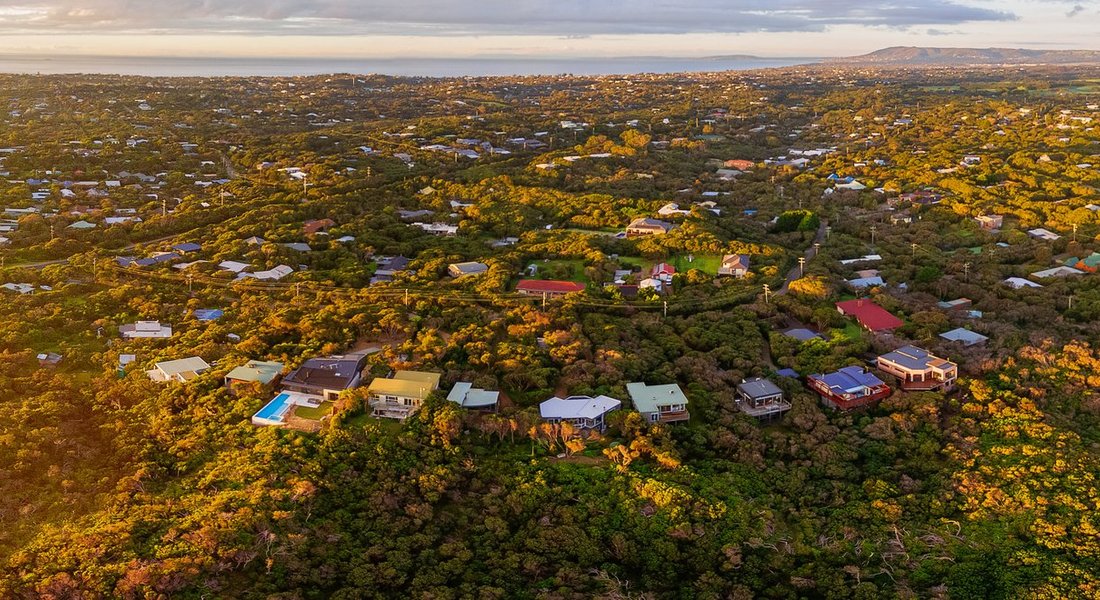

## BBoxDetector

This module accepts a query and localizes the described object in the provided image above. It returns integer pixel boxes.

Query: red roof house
[651,263,676,281]
[304,218,335,235]
[724,159,756,170]
[516,280,585,297]
[835,299,904,332]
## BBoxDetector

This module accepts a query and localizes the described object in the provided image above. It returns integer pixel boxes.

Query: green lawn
[618,254,723,275]
[670,254,723,274]
[527,259,589,284]
[294,402,334,420]
[562,227,621,236]
[836,322,864,342]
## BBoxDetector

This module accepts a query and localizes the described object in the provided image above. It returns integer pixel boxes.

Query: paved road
[777,219,828,295]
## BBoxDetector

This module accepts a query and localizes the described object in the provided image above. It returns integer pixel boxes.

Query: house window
[650,413,659,423]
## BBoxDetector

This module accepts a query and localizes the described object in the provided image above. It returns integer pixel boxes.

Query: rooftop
[446,382,500,408]
[939,328,989,346]
[811,366,886,395]
[226,360,284,384]
[154,356,210,378]
[368,370,441,400]
[836,299,904,331]
[516,279,585,294]
[283,356,365,391]
[625,382,688,413]
[540,395,622,420]
[736,377,784,400]
[878,345,955,372]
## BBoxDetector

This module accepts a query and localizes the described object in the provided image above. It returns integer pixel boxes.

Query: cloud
[1066,4,1085,17]
[0,1,1017,36]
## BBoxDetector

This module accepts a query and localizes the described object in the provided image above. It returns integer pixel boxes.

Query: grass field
[670,254,723,274]
[618,254,723,275]
[527,258,589,283]
[294,402,334,420]
[562,227,621,236]
[836,322,864,342]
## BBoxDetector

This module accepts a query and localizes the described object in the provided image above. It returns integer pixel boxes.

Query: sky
[0,0,1094,58]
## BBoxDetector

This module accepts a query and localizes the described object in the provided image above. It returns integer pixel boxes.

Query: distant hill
[830,46,1100,66]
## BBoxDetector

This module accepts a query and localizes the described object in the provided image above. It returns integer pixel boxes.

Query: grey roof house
[735,377,791,421]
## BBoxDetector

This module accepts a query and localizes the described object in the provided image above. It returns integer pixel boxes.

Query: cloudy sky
[0,0,1094,58]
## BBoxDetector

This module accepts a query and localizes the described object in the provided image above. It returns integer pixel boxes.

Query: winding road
[777,218,828,295]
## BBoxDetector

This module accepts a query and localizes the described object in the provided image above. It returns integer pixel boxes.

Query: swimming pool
[252,392,295,426]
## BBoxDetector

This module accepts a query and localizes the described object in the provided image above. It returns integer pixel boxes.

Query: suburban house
[835,299,904,333]
[626,217,674,237]
[120,320,172,339]
[847,271,885,290]
[225,360,284,393]
[1028,228,1061,241]
[1071,252,1100,272]
[515,279,585,297]
[718,254,751,278]
[735,377,792,421]
[147,357,210,383]
[372,256,410,284]
[1033,266,1082,278]
[281,355,368,401]
[446,382,500,411]
[367,370,442,420]
[539,395,622,433]
[193,309,224,321]
[625,382,690,424]
[448,261,488,278]
[650,263,676,282]
[897,190,942,206]
[876,345,958,392]
[172,242,202,254]
[303,218,335,235]
[890,212,913,225]
[940,328,989,346]
[808,366,892,410]
[240,265,295,281]
[657,202,691,217]
[724,159,755,170]
[415,222,459,236]
[937,298,972,311]
[974,214,1003,231]
[37,352,63,367]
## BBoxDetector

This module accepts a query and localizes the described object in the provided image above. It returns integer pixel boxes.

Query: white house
[147,357,210,383]
[1,282,35,294]
[1004,277,1042,289]
[240,265,294,281]
[120,320,173,339]
[539,395,621,433]
[1028,228,1061,241]
[446,382,500,411]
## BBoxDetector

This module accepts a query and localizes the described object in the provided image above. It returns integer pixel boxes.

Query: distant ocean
[0,54,817,77]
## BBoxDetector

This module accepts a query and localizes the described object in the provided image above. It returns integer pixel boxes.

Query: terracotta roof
[516,280,585,293]
[835,299,904,332]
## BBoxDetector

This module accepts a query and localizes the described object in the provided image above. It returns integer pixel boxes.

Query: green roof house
[225,360,284,393]
[625,382,690,424]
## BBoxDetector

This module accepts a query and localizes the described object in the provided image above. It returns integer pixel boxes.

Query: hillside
[831,46,1100,65]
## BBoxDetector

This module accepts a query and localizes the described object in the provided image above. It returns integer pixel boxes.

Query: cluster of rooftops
[135,331,957,432]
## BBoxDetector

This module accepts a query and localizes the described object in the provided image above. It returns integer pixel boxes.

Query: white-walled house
[539,395,621,433]
[120,320,172,339]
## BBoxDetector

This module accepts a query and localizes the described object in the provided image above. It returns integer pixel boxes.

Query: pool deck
[251,390,324,426]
